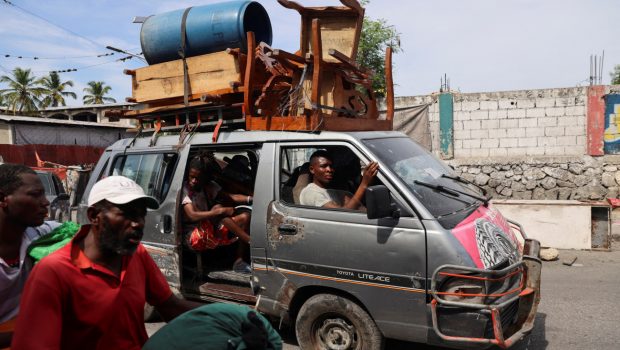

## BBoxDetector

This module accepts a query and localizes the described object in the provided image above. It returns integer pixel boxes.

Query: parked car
[78,130,542,349]
[36,170,70,222]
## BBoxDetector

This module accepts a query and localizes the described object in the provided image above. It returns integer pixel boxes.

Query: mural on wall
[603,94,620,153]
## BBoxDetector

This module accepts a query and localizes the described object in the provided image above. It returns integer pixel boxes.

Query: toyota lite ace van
[78,130,541,349]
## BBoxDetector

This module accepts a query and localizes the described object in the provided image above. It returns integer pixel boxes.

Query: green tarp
[27,221,79,263]
[143,303,282,350]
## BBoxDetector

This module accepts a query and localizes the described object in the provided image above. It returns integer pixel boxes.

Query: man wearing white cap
[12,176,200,350]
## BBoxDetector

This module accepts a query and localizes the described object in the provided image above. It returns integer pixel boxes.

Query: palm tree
[0,67,47,114]
[0,94,6,113]
[83,81,116,105]
[40,72,77,108]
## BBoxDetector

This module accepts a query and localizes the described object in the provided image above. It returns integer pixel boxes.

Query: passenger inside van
[220,154,255,196]
[299,150,379,210]
[181,155,253,274]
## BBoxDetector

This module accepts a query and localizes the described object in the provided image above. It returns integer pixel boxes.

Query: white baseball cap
[87,176,159,209]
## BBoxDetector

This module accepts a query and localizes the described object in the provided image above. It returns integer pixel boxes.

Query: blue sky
[0,0,618,106]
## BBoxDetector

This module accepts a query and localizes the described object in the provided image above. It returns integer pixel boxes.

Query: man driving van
[299,150,379,210]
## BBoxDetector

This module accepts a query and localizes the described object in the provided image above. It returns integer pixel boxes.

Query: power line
[0,55,136,75]
[1,1,146,70]
[1,0,103,49]
[2,52,116,60]
[105,46,146,63]
[41,55,136,74]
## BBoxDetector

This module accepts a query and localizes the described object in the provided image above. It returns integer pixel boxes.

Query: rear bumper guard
[430,239,542,349]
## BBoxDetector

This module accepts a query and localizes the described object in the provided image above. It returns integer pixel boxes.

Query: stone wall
[448,155,620,200]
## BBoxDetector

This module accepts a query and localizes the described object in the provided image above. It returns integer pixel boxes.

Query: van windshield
[363,137,484,229]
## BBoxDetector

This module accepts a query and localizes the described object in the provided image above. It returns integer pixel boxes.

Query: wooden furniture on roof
[278,0,364,62]
[117,0,395,134]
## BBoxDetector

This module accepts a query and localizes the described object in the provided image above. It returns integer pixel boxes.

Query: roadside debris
[562,256,578,266]
[540,247,559,261]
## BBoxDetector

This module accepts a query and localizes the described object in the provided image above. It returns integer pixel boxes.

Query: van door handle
[278,224,297,235]
[161,215,172,234]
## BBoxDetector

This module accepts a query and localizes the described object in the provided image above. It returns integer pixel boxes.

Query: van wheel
[295,294,384,350]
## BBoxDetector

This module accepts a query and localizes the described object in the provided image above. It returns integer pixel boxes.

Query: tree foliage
[83,81,116,105]
[357,0,401,97]
[40,72,77,108]
[0,68,80,114]
[611,65,620,85]
[0,67,47,114]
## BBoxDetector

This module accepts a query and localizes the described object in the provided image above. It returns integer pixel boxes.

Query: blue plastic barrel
[140,1,272,65]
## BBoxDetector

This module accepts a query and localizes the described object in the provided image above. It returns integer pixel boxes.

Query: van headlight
[440,279,486,304]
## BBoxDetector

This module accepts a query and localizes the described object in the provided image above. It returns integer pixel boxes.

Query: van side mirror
[366,185,399,220]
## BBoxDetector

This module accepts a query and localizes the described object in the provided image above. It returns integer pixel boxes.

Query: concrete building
[39,102,136,127]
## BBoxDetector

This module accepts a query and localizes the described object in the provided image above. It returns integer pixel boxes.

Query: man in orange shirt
[12,176,199,350]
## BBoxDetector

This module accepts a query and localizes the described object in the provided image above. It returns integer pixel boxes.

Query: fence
[0,144,104,167]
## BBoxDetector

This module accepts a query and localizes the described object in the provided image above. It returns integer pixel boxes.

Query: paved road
[146,248,620,349]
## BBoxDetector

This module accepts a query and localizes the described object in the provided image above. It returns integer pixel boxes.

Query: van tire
[295,294,384,350]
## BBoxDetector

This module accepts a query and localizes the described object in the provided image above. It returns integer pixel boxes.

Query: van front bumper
[430,238,542,349]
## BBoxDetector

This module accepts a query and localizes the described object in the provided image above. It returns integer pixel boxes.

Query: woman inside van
[181,154,252,274]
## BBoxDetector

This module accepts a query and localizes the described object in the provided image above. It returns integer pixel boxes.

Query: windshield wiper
[414,179,490,206]
[441,174,487,195]
[440,174,492,206]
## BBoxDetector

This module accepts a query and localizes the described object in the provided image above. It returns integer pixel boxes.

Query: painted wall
[492,200,592,249]
[603,94,620,153]
[438,93,453,158]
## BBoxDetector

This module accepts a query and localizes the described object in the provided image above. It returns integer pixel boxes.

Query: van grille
[484,300,519,338]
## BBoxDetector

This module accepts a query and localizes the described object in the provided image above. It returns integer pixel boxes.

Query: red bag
[189,220,237,251]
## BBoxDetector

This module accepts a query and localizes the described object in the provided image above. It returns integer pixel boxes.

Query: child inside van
[181,154,252,274]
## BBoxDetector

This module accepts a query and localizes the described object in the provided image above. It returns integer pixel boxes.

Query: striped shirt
[0,221,59,322]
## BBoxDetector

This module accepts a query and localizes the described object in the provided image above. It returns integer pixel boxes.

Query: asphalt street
[146,248,620,350]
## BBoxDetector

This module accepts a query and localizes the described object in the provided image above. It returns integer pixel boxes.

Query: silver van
[79,130,541,349]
